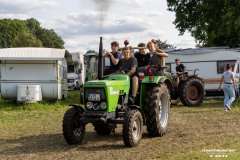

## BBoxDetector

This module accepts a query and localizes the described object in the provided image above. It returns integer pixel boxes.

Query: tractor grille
[84,88,106,101]
[84,88,107,111]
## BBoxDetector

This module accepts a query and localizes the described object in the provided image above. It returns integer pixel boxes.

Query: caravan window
[217,60,236,74]
[68,65,74,73]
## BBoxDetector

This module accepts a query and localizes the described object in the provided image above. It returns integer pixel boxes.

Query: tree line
[0,18,64,48]
[167,0,240,48]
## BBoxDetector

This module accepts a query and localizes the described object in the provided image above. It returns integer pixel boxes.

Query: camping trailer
[164,47,240,94]
[67,52,85,90]
[0,48,72,102]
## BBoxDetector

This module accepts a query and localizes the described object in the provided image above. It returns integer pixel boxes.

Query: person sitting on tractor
[147,41,168,66]
[104,41,122,76]
[175,58,187,84]
[118,47,138,104]
[134,43,151,68]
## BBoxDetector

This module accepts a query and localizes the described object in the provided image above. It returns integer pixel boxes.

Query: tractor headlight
[93,104,100,110]
[86,102,93,109]
[100,102,107,110]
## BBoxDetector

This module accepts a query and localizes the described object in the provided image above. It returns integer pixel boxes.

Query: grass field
[0,91,240,160]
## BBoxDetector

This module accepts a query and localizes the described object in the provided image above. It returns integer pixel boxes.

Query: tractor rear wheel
[62,108,85,145]
[93,123,116,135]
[144,83,170,137]
[179,77,205,106]
[123,109,143,147]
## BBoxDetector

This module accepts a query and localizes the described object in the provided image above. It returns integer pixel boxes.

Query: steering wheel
[119,69,131,75]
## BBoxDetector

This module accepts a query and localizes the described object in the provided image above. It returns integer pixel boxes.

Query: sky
[0,0,196,53]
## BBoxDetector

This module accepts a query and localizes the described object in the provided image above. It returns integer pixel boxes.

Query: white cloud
[113,0,147,6]
[0,0,58,14]
[144,30,166,38]
[49,12,147,38]
[0,14,29,19]
[89,0,147,8]
[171,38,196,49]
[0,0,196,52]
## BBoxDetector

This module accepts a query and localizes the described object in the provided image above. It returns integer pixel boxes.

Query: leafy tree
[12,30,42,47]
[36,28,64,49]
[0,19,27,48]
[0,18,64,48]
[86,50,96,54]
[152,39,176,50]
[167,0,240,47]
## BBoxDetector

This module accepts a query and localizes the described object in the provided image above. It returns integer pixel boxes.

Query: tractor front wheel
[123,109,143,147]
[62,108,85,145]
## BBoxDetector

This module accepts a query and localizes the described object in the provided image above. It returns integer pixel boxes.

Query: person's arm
[183,64,187,73]
[109,53,120,65]
[177,64,187,75]
[155,49,168,57]
[231,73,237,91]
[127,66,136,76]
[127,57,137,76]
[218,75,224,91]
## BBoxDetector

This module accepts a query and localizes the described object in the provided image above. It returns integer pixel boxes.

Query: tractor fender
[159,77,173,91]
[141,76,167,84]
[69,104,85,114]
[185,76,204,84]
[128,105,146,125]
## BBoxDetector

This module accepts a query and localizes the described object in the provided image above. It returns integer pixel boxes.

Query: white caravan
[234,56,240,93]
[0,48,71,102]
[67,52,85,90]
[164,47,240,94]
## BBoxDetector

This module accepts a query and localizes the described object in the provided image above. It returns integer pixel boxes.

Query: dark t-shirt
[176,63,186,72]
[149,54,158,65]
[110,51,122,70]
[119,56,138,73]
[134,52,151,67]
[103,51,122,75]
[149,53,163,66]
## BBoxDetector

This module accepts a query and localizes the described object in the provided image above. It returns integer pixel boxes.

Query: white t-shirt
[223,70,233,83]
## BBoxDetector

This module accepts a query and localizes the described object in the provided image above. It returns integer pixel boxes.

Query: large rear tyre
[62,108,85,145]
[93,123,116,135]
[179,78,205,106]
[144,83,170,137]
[123,109,143,147]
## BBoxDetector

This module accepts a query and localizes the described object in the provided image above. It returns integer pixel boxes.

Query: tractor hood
[84,74,130,95]
[84,80,130,95]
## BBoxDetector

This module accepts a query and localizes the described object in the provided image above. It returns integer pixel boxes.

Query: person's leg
[128,76,139,105]
[226,84,235,108]
[176,76,180,85]
[222,84,230,111]
[132,76,138,97]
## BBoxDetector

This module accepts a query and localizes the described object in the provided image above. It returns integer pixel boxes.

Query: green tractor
[168,70,205,107]
[62,37,171,147]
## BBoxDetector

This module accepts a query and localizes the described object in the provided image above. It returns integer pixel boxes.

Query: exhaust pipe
[98,37,103,80]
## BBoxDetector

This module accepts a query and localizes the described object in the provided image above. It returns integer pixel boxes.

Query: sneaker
[226,105,231,111]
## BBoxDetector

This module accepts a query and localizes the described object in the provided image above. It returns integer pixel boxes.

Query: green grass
[0,92,240,160]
